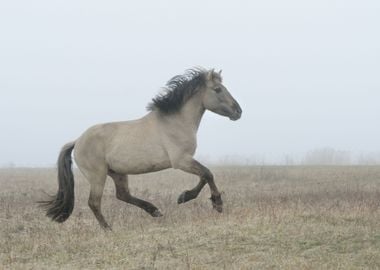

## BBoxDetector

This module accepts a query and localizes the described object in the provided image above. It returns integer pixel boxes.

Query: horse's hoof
[101,224,113,231]
[151,209,163,217]
[177,191,187,204]
[210,194,223,213]
[213,205,223,213]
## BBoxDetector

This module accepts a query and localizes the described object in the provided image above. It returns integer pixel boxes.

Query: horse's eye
[214,87,222,93]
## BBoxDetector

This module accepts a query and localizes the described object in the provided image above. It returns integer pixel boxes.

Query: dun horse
[42,68,242,229]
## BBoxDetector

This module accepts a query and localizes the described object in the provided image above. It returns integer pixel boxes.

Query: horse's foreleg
[176,158,223,213]
[109,172,163,217]
[177,178,206,204]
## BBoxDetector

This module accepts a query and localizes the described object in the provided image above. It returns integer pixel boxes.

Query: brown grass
[1,166,380,269]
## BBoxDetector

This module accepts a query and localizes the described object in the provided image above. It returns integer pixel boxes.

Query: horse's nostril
[234,104,242,114]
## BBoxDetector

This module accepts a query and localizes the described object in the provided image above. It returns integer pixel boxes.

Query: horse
[42,67,242,229]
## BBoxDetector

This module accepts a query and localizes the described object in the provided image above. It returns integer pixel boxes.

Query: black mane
[147,68,208,114]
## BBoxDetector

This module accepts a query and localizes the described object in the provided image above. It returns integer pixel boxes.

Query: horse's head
[202,69,242,121]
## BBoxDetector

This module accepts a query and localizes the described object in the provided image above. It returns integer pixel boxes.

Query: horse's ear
[206,69,215,81]
[218,69,222,75]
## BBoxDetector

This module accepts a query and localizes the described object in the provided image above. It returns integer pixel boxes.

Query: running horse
[42,68,242,229]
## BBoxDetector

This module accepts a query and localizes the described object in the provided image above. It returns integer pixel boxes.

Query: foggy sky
[1,0,379,166]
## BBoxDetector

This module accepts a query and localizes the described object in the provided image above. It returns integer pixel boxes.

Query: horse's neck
[176,93,205,132]
[154,92,205,134]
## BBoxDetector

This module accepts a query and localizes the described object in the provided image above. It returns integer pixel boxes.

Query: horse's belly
[106,145,171,175]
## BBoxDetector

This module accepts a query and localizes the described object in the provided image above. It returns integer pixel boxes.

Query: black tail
[41,141,75,223]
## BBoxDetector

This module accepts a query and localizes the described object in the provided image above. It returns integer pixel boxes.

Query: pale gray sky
[1,0,379,166]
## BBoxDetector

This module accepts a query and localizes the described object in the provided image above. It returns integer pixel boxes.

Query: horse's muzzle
[229,103,242,121]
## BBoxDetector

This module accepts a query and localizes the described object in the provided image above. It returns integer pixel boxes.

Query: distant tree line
[2,148,380,167]
[213,148,380,166]
[302,148,380,165]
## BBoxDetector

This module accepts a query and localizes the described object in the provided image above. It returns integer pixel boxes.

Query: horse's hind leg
[109,171,163,217]
[88,180,111,229]
[80,168,111,229]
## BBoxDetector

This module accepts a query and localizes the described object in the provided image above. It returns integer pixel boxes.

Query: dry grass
[1,166,380,269]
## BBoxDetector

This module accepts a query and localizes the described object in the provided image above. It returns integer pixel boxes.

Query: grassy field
[1,166,380,269]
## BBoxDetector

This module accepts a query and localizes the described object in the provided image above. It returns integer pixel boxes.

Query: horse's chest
[166,131,197,155]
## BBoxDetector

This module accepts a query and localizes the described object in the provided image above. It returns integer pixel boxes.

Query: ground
[1,166,380,269]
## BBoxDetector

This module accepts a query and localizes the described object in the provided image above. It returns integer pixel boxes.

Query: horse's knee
[201,169,213,182]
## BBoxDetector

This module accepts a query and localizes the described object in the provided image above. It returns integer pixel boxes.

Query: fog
[1,0,379,166]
